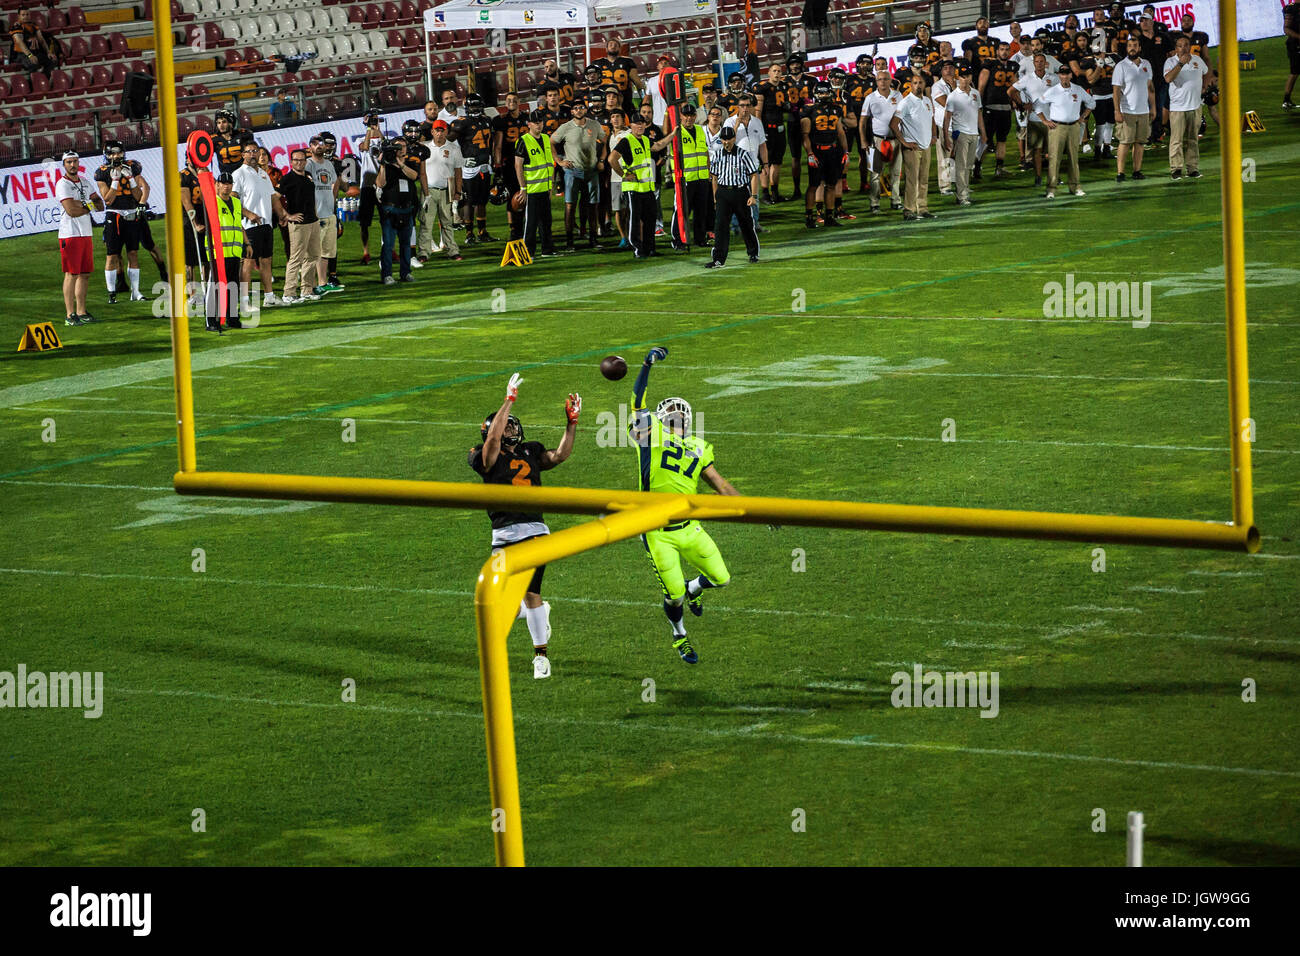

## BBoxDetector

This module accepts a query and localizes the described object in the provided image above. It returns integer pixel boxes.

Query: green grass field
[1,43,1297,866]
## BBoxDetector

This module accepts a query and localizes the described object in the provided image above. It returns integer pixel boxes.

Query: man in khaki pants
[1163,35,1210,180]
[271,149,322,304]
[890,71,936,221]
[1037,65,1095,199]
[420,120,463,260]
[942,64,986,206]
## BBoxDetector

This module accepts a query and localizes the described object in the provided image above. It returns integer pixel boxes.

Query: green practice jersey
[632,414,715,494]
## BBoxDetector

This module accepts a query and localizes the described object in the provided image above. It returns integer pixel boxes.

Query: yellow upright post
[152,3,197,473]
[473,500,689,866]
[1218,0,1253,530]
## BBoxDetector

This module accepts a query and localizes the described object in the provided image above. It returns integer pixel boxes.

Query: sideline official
[705,126,760,268]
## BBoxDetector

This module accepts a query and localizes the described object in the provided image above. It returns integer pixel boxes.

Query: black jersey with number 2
[468,440,547,531]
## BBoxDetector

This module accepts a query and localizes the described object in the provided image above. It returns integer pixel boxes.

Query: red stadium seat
[339,94,360,112]
[363,4,381,29]
[111,64,129,86]
[109,32,130,56]
[195,114,213,131]
[29,72,49,94]
[381,2,401,26]
[75,130,96,153]
[91,94,113,109]
[396,86,415,104]
[128,59,150,75]
[400,0,419,22]
[402,27,420,52]
[30,135,54,157]
[90,34,110,58]
[49,70,71,93]
[27,10,45,30]
[47,9,67,30]
[65,36,90,64]
[349,6,365,25]
[177,117,196,138]
[68,7,87,30]
[0,78,9,102]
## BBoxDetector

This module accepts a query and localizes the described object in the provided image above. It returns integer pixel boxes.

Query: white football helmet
[655,397,693,436]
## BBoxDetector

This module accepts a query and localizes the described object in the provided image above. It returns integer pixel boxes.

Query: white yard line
[110,685,1300,779]
[4,565,1291,645]
[1128,585,1207,595]
[1064,605,1141,614]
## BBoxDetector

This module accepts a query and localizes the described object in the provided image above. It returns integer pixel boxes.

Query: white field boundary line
[7,406,1298,456]
[5,140,1295,412]
[3,567,1296,646]
[111,685,1300,780]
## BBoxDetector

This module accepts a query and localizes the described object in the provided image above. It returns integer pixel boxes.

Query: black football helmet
[814,81,834,101]
[215,108,237,132]
[481,412,523,445]
[828,67,847,91]
[583,64,603,82]
[103,140,125,163]
[402,119,421,139]
[466,94,484,115]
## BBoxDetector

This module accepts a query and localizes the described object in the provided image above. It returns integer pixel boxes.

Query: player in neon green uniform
[630,347,741,664]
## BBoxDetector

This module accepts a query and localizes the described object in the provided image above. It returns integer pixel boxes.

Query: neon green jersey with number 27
[635,416,715,494]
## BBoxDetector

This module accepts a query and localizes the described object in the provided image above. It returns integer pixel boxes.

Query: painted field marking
[942,640,1025,651]
[1188,570,1264,578]
[1042,620,1107,641]
[1128,586,1207,595]
[1064,605,1141,614]
[110,686,1300,779]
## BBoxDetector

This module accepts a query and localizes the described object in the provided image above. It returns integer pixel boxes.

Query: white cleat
[129,291,146,301]
[533,655,551,679]
[1071,188,1086,197]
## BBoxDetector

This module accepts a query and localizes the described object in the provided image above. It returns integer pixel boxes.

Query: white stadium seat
[312,10,332,33]
[293,11,314,33]
[329,9,349,30]
[241,17,260,39]
[199,0,221,18]
[180,0,201,16]
[275,13,296,34]
[316,37,337,61]
[220,18,241,41]
[333,35,353,58]
[278,40,298,58]
[351,33,370,55]
[216,0,240,15]
[258,15,277,37]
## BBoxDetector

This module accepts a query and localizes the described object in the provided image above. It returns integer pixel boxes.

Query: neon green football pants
[641,521,730,601]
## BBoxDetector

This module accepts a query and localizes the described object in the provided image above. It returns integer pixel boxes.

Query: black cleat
[65,314,84,326]
[1132,170,1146,180]
[672,635,699,664]
[107,292,117,304]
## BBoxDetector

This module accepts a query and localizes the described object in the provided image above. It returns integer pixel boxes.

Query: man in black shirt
[273,149,321,303]
[1135,13,1171,143]
[961,17,997,67]
[589,37,642,113]
[468,372,581,680]
[375,139,419,283]
[784,54,812,199]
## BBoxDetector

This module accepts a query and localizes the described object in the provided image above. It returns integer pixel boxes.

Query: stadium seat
[65,35,90,64]
[242,16,260,39]
[49,70,71,93]
[258,14,277,37]
[349,6,365,26]
[47,8,67,31]
[199,0,220,17]
[221,19,242,41]
[352,33,371,55]
[363,5,381,29]
[381,2,401,25]
[90,34,110,58]
[318,37,338,60]
[195,113,213,131]
[74,130,96,153]
[311,9,332,32]
[180,0,201,15]
[334,35,354,57]
[68,7,88,30]
[111,64,130,86]
[29,73,49,95]
[217,0,240,13]
[109,32,130,56]
[400,0,419,22]
[90,94,113,110]
[331,8,351,30]
[30,135,54,158]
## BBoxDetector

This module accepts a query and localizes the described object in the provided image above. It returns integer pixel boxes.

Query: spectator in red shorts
[55,152,103,326]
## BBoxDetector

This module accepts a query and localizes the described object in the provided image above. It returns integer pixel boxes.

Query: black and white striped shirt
[708,144,760,186]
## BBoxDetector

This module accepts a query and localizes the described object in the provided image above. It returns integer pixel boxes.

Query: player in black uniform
[908,23,942,84]
[979,41,1018,178]
[1083,40,1118,160]
[784,54,812,199]
[211,109,245,176]
[1091,5,1118,58]
[539,59,576,107]
[453,94,497,243]
[753,63,787,202]
[94,141,147,304]
[589,38,641,114]
[843,55,873,193]
[492,91,529,234]
[468,373,581,681]
[575,64,605,105]
[1285,2,1300,109]
[802,82,847,228]
[961,16,997,68]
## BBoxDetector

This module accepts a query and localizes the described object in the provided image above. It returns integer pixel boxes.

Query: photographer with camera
[358,111,383,264]
[375,138,419,283]
[94,141,147,304]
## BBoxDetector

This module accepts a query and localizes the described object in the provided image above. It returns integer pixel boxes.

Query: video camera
[364,109,381,128]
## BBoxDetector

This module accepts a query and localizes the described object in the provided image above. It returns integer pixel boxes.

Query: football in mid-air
[600,355,628,380]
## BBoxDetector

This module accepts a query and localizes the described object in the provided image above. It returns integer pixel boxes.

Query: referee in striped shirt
[705,126,761,268]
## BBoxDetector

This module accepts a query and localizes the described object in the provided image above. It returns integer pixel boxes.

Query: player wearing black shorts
[179,161,207,294]
[492,92,529,234]
[754,62,788,201]
[1286,2,1300,109]
[468,373,581,681]
[979,42,1018,176]
[453,95,497,243]
[94,141,146,304]
[784,55,812,198]
[802,82,848,227]
[843,55,874,192]
[211,109,246,177]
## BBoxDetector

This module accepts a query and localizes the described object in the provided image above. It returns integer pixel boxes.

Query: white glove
[505,372,522,403]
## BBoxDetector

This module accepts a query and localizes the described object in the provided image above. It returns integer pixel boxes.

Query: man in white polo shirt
[930,59,957,195]
[232,142,278,307]
[1163,35,1210,180]
[1037,64,1095,199]
[1111,34,1156,183]
[942,63,986,206]
[860,71,903,214]
[421,120,463,260]
[1011,53,1058,187]
[890,70,936,221]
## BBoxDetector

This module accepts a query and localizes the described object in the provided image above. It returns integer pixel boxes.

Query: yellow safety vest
[674,125,709,182]
[521,134,554,194]
[621,134,653,192]
[214,195,244,258]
